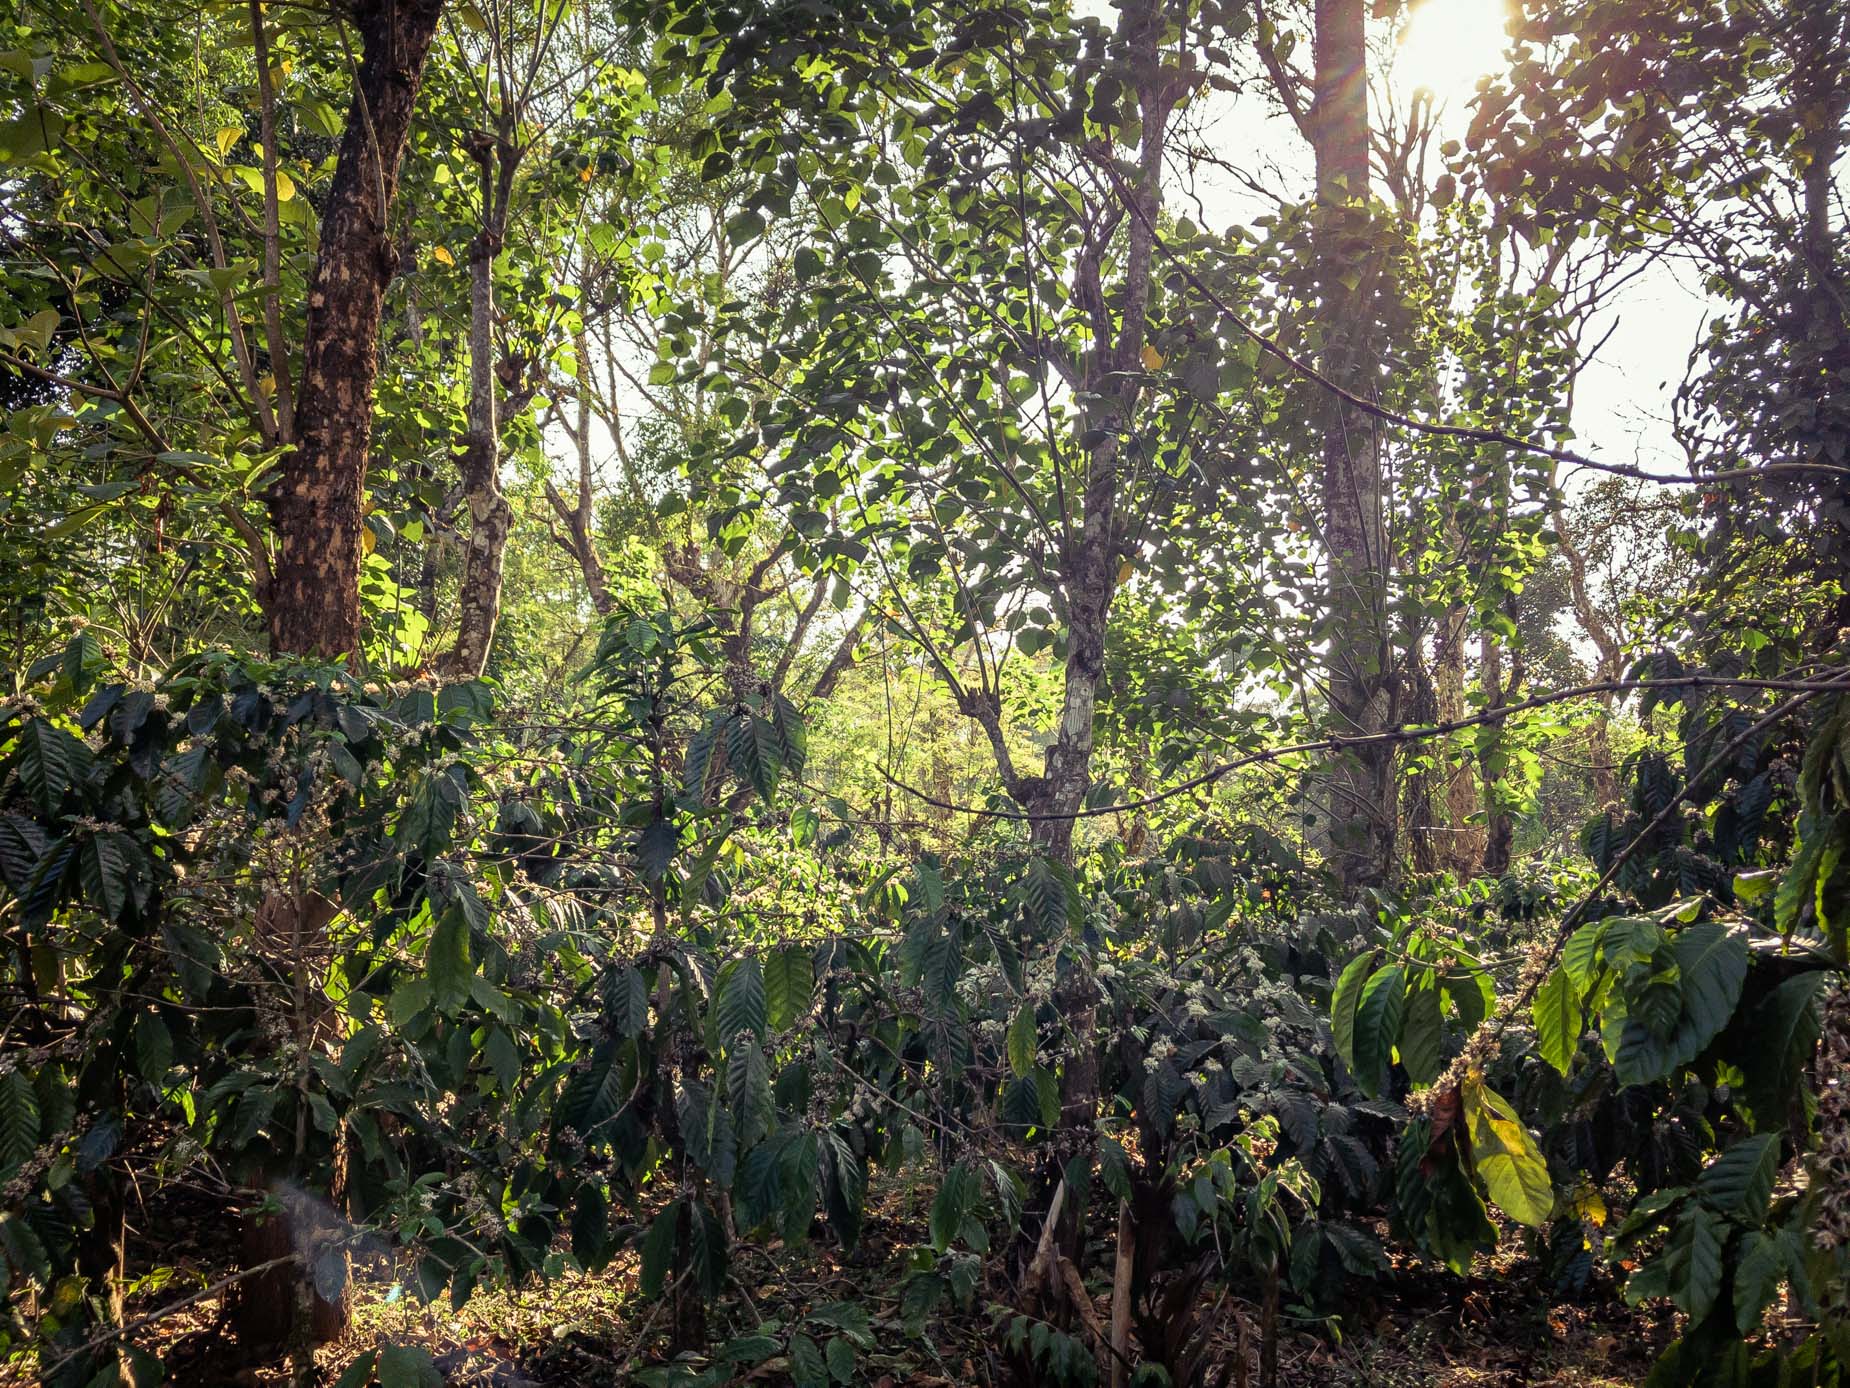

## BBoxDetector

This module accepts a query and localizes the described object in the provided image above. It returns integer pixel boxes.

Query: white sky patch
[1394,0,1515,107]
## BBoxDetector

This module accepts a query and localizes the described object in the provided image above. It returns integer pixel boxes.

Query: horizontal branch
[882,670,1850,822]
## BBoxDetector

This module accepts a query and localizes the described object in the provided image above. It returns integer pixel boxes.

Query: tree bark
[1311,0,1397,892]
[1432,596,1486,873]
[439,127,523,677]
[1028,0,1178,865]
[1548,487,1621,809]
[1479,604,1524,876]
[266,0,446,659]
[546,328,616,616]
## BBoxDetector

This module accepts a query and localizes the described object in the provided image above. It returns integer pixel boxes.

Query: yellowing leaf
[360,523,376,554]
[215,126,242,157]
[1140,343,1165,370]
[272,168,295,201]
[1463,1071,1554,1227]
[1116,560,1133,586]
[431,245,455,267]
[1568,1183,1608,1228]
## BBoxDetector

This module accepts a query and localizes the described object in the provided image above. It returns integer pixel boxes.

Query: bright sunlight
[1394,0,1515,101]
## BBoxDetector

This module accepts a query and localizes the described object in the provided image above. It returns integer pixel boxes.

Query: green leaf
[1606,922,1748,1086]
[1743,970,1826,1122]
[133,1011,173,1082]
[0,1069,41,1175]
[728,1044,774,1149]
[604,964,650,1037]
[929,1162,979,1254]
[1696,1134,1780,1222]
[728,714,782,800]
[572,1182,611,1272]
[636,816,678,880]
[1532,968,1582,1076]
[387,976,431,1026]
[639,1202,679,1297]
[427,905,474,1015]
[1665,1212,1724,1321]
[717,956,767,1043]
[789,1333,828,1388]
[17,719,91,815]
[376,1345,441,1388]
[81,832,141,922]
[1560,919,1608,991]
[1352,965,1405,1098]
[484,1027,519,1094]
[1776,833,1822,936]
[1330,950,1379,1077]
[771,693,808,780]
[791,804,820,848]
[677,1081,737,1187]
[1463,1074,1553,1227]
[1006,1003,1036,1080]
[1398,977,1443,1087]
[1732,1229,1784,1334]
[556,1043,625,1142]
[764,947,813,1032]
[1733,868,1779,903]
[825,1335,855,1385]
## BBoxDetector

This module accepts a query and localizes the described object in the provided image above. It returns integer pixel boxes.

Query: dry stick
[1108,1199,1134,1388]
[882,671,1850,824]
[1023,1177,1067,1295]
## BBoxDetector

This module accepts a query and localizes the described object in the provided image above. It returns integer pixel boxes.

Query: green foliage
[0,0,1845,1382]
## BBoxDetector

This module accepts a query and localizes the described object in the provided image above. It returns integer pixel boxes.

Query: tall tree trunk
[1311,0,1396,891]
[1015,0,1183,1322]
[440,135,519,677]
[266,0,446,658]
[1029,0,1177,864]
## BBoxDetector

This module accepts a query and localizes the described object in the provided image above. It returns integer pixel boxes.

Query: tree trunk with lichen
[266,0,446,660]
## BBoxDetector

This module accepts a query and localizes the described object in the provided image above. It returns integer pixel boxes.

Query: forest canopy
[0,0,1846,1384]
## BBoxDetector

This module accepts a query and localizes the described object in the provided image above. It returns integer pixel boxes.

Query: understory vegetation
[0,0,1847,1385]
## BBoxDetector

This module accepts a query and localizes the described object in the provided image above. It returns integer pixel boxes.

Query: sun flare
[1394,0,1515,103]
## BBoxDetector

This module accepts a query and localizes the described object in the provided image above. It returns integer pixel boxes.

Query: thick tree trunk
[267,0,446,658]
[1311,0,1396,892]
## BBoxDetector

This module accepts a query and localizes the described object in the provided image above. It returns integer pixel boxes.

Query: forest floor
[90,1177,1670,1388]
